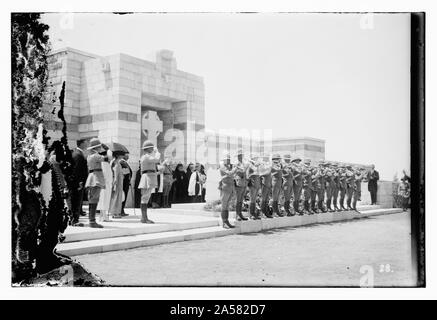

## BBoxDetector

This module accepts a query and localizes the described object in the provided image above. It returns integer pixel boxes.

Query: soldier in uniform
[302,159,315,215]
[271,154,284,217]
[259,154,273,218]
[352,166,365,212]
[314,161,327,213]
[324,162,335,212]
[138,140,161,224]
[282,154,294,216]
[219,152,237,228]
[246,154,261,220]
[291,158,304,215]
[345,165,355,211]
[331,163,341,212]
[338,166,348,211]
[85,138,109,228]
[234,149,249,221]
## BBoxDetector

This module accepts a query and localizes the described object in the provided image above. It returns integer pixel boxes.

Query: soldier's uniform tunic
[234,159,249,219]
[325,169,335,211]
[303,166,314,213]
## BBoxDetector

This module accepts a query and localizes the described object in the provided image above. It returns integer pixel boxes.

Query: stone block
[236,220,263,233]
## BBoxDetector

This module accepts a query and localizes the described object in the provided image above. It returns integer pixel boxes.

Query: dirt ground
[76,212,415,287]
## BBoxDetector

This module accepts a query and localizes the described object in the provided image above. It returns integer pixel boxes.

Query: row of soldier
[218,150,367,229]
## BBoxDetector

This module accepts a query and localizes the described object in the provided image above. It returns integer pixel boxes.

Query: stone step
[58,207,404,257]
[57,226,236,257]
[64,219,220,243]
[170,203,207,211]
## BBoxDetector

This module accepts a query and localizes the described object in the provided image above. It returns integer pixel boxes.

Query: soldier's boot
[284,201,292,216]
[272,201,283,217]
[249,203,257,220]
[311,200,317,214]
[333,199,340,212]
[222,210,235,229]
[262,200,273,218]
[319,200,326,213]
[340,199,346,211]
[346,198,352,211]
[88,204,104,228]
[326,199,332,212]
[140,203,154,224]
[236,202,248,221]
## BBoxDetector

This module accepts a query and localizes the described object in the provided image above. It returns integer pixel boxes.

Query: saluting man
[291,158,304,215]
[246,154,261,220]
[259,154,273,218]
[282,154,294,216]
[234,149,249,221]
[85,138,109,228]
[138,140,161,224]
[271,154,284,217]
[219,152,237,228]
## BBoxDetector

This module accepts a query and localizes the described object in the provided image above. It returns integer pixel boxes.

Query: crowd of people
[217,150,382,229]
[69,138,208,228]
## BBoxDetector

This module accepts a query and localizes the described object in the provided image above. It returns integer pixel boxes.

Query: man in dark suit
[367,164,380,205]
[120,153,133,216]
[71,139,88,225]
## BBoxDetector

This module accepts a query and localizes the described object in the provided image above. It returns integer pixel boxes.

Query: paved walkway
[76,211,414,287]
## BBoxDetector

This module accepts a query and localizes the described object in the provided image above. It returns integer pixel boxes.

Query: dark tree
[12,13,73,283]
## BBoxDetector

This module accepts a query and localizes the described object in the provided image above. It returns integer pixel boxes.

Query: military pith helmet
[283,154,291,160]
[236,149,244,156]
[142,140,155,150]
[346,165,352,170]
[87,138,103,150]
[291,158,302,163]
[304,159,311,165]
[272,153,281,160]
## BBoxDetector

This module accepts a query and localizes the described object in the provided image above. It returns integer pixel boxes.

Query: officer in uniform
[271,154,284,217]
[259,154,273,218]
[219,152,237,228]
[338,166,348,211]
[302,159,314,215]
[291,158,304,215]
[234,149,249,221]
[85,138,109,228]
[345,165,355,211]
[282,154,294,216]
[138,140,161,224]
[247,154,261,220]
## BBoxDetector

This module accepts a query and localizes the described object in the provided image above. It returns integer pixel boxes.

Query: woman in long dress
[109,151,125,218]
[97,147,113,222]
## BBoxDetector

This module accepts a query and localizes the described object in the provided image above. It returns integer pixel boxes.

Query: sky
[40,12,411,180]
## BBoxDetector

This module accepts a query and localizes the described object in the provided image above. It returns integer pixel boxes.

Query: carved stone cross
[142,110,163,147]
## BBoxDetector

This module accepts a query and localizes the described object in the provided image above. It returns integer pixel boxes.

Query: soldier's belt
[142,170,156,174]
[89,169,102,173]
